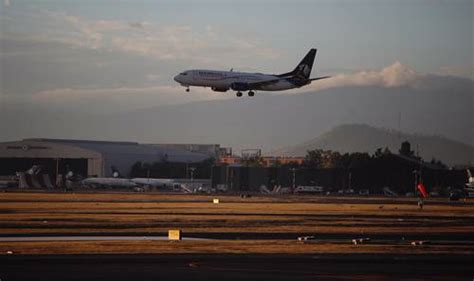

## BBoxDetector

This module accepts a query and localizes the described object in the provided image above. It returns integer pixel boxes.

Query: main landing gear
[236,91,255,97]
[185,87,190,92]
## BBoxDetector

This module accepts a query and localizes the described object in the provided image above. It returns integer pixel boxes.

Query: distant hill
[272,124,474,166]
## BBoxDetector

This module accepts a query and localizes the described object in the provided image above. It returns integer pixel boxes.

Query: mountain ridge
[272,123,474,166]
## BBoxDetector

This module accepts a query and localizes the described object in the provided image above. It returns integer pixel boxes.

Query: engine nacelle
[211,87,229,92]
[230,82,250,91]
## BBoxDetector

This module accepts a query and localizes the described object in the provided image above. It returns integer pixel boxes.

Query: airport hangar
[0,139,213,178]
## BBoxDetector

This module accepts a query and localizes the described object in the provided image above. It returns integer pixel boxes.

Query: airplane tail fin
[468,169,473,179]
[277,48,317,79]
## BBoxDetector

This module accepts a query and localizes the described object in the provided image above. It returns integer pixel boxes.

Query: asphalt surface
[0,236,208,242]
[1,254,473,281]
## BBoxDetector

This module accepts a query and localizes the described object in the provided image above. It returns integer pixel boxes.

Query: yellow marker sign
[168,229,182,240]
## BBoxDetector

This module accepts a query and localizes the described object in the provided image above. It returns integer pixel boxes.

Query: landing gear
[185,87,190,92]
[236,91,243,97]
[248,91,255,97]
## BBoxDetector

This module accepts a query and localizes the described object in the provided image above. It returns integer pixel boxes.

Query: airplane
[463,169,474,198]
[466,169,474,189]
[130,178,182,190]
[173,48,330,97]
[81,177,138,189]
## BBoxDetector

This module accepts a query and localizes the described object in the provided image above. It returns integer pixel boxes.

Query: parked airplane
[81,177,138,189]
[130,178,182,190]
[174,48,330,97]
[466,169,474,189]
[463,169,474,198]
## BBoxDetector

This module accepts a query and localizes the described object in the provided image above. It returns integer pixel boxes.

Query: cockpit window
[180,72,188,76]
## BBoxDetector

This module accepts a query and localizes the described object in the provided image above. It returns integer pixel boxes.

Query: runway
[2,233,473,245]
[1,254,472,281]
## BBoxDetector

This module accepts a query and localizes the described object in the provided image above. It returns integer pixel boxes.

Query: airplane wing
[233,75,331,91]
[309,76,331,82]
[230,78,282,91]
[246,78,282,88]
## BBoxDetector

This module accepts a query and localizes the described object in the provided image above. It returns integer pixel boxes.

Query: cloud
[303,61,420,93]
[435,65,473,79]
[40,11,280,65]
[3,0,10,7]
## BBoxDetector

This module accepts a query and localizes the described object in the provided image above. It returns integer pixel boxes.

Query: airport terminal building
[0,138,211,178]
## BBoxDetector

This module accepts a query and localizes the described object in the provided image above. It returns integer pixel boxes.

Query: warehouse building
[0,138,210,178]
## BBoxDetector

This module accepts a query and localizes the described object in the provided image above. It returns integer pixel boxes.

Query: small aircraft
[174,48,330,97]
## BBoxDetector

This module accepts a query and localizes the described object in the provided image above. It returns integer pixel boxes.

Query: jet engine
[211,87,229,92]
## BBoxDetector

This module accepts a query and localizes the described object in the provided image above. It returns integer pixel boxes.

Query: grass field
[1,191,473,255]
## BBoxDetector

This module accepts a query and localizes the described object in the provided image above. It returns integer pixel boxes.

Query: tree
[430,158,447,169]
[374,147,391,158]
[305,149,324,168]
[399,141,414,157]
[348,152,372,169]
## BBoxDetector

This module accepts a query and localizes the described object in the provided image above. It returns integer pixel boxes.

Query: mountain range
[272,123,474,166]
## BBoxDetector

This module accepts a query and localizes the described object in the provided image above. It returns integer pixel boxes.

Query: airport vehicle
[294,185,325,194]
[449,189,465,201]
[358,189,370,196]
[174,48,330,97]
[383,187,398,197]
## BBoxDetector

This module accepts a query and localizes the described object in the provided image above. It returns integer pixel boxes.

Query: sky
[0,0,472,129]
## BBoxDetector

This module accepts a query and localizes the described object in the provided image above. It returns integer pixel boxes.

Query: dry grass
[1,240,473,255]
[0,192,473,255]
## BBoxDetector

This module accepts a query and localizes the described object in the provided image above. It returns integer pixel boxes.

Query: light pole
[189,167,196,182]
[348,172,352,190]
[290,168,297,192]
[413,169,419,196]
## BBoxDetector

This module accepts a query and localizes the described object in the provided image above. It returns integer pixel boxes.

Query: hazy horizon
[1,0,473,151]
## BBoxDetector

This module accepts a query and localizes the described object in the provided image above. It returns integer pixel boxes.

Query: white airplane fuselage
[81,177,137,188]
[174,70,301,92]
[174,48,329,97]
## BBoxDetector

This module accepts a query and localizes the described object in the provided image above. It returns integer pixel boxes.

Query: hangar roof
[23,139,210,163]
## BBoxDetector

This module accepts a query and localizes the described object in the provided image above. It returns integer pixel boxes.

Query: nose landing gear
[185,87,190,92]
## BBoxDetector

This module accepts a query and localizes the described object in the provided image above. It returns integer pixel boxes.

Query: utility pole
[55,158,60,189]
[189,167,196,182]
[290,168,297,192]
[348,172,352,190]
[413,170,418,196]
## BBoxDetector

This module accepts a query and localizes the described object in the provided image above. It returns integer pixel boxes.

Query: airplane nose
[173,75,181,83]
